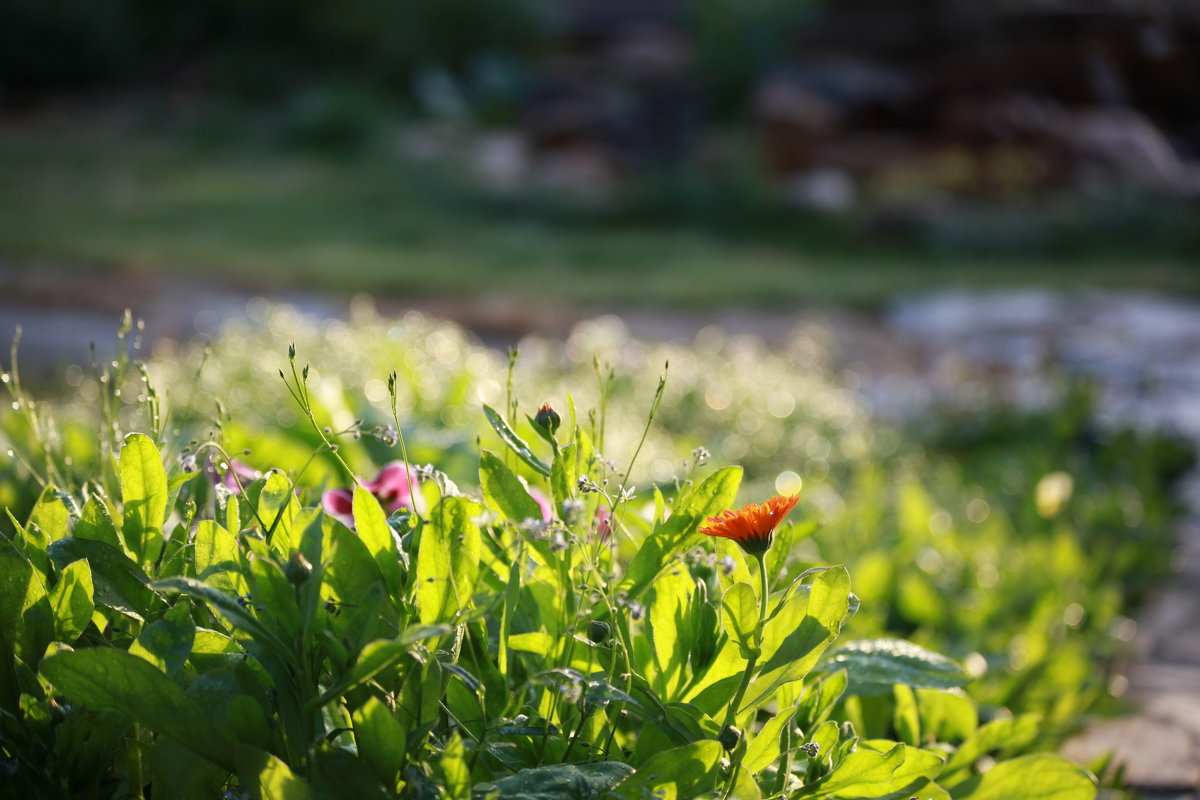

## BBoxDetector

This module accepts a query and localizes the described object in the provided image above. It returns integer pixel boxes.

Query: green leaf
[193,520,248,597]
[236,746,316,800]
[441,733,471,800]
[612,741,722,799]
[838,742,945,800]
[815,743,906,797]
[0,546,52,663]
[475,762,634,799]
[353,695,407,790]
[917,688,978,742]
[74,496,124,551]
[742,566,850,710]
[893,684,920,747]
[257,471,298,549]
[155,576,292,662]
[48,559,94,642]
[952,754,1096,800]
[309,638,408,709]
[721,582,758,652]
[41,647,236,772]
[816,639,970,695]
[483,404,550,477]
[120,433,168,566]
[480,450,544,523]
[25,484,65,572]
[150,738,231,800]
[743,706,796,774]
[47,537,153,621]
[619,467,742,602]
[353,486,405,598]
[415,497,482,624]
[129,601,195,675]
[941,714,1041,779]
[550,442,576,514]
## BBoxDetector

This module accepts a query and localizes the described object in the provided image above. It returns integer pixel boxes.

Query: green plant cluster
[0,309,1184,797]
[1,353,1099,799]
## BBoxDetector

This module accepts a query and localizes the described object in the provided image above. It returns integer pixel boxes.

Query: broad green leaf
[812,743,905,797]
[129,601,195,674]
[0,546,52,663]
[41,647,236,771]
[480,450,544,523]
[120,433,168,566]
[742,566,851,710]
[156,576,292,661]
[47,537,153,620]
[257,471,298,549]
[817,639,970,695]
[193,520,248,596]
[646,566,695,697]
[353,696,407,790]
[952,754,1096,800]
[74,496,123,551]
[612,740,722,799]
[186,665,274,751]
[475,763,634,799]
[415,497,481,624]
[321,515,386,611]
[483,404,550,477]
[917,688,978,742]
[440,733,471,800]
[508,631,555,654]
[48,559,94,642]
[310,744,392,800]
[942,713,1041,778]
[310,638,409,709]
[844,742,945,800]
[620,466,742,601]
[25,484,65,572]
[150,738,230,800]
[236,746,316,800]
[893,684,920,747]
[352,486,405,598]
[721,582,758,652]
[743,706,796,774]
[244,553,302,639]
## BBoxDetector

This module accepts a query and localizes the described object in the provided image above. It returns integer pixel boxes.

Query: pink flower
[205,457,262,493]
[527,486,553,522]
[322,461,419,528]
[594,507,612,542]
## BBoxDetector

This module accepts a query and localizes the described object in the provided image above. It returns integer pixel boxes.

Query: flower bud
[284,552,313,586]
[534,403,561,435]
[718,724,742,751]
[586,620,611,643]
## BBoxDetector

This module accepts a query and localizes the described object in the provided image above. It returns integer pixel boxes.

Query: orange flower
[700,495,800,555]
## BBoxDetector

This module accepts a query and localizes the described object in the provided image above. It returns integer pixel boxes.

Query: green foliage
[1,313,1174,798]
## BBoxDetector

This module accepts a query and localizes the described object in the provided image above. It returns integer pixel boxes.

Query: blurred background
[3,0,1200,349]
[3,1,1200,790]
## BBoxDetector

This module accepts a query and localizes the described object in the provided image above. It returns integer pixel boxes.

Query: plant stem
[562,705,594,763]
[721,551,770,800]
[722,552,769,730]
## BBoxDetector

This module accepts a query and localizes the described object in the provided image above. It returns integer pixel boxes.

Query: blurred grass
[1,117,1198,308]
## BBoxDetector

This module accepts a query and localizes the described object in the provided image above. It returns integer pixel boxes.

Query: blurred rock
[780,168,857,212]
[470,131,530,194]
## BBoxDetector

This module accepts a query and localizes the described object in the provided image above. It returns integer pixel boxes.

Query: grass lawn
[1,116,1197,308]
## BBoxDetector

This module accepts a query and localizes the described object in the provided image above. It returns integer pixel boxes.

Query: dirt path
[5,262,1200,792]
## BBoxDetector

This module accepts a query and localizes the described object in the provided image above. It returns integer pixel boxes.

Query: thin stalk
[721,551,770,800]
[387,370,423,526]
[561,706,594,763]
